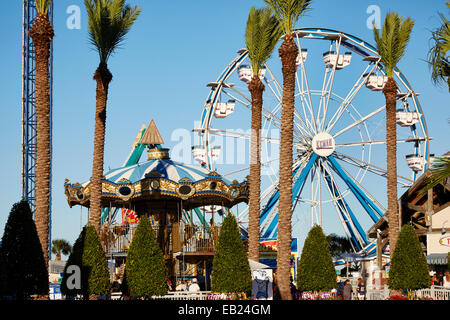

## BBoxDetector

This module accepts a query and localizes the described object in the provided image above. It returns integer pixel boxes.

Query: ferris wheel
[192,28,432,254]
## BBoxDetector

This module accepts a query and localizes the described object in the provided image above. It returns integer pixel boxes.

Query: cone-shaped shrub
[388,224,430,291]
[126,215,167,298]
[61,224,110,298]
[297,225,337,292]
[212,213,252,294]
[447,252,450,272]
[1,201,48,299]
[61,227,85,297]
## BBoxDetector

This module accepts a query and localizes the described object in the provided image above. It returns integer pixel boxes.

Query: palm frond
[264,0,312,35]
[373,11,415,77]
[85,0,141,64]
[420,157,450,194]
[428,10,450,89]
[34,0,52,14]
[245,7,282,75]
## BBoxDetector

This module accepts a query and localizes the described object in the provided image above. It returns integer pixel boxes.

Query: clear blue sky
[0,0,449,257]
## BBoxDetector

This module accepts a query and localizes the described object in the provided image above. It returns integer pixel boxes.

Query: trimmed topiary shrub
[212,213,252,294]
[297,225,337,292]
[1,201,48,299]
[388,224,430,292]
[125,215,167,298]
[61,224,110,299]
[447,252,450,272]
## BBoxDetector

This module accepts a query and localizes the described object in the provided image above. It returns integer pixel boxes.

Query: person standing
[356,278,366,300]
[176,280,187,291]
[443,271,450,289]
[189,278,201,292]
[343,279,353,300]
[336,276,344,299]
[438,272,444,286]
[431,273,439,286]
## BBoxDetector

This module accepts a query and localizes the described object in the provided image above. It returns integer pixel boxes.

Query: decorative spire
[141,119,164,146]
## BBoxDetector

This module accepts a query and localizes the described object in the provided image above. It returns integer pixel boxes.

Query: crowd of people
[431,271,450,288]
[109,269,450,300]
[174,278,201,292]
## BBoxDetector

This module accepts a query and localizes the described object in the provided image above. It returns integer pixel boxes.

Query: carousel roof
[64,120,248,210]
[95,157,233,187]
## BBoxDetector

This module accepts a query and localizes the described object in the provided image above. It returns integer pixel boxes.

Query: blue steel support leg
[327,155,383,223]
[260,154,318,240]
[259,156,312,232]
[320,163,367,250]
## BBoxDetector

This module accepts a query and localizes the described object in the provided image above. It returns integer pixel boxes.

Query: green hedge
[61,224,110,298]
[1,201,48,299]
[388,224,430,291]
[125,215,168,298]
[212,213,252,294]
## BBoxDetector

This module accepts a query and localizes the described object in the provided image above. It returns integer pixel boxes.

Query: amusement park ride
[64,120,250,281]
[21,0,54,257]
[194,28,433,263]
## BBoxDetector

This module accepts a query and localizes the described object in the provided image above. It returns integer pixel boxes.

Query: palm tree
[51,239,72,261]
[264,0,312,300]
[372,12,414,259]
[326,233,353,258]
[428,2,450,91]
[245,7,282,263]
[84,0,141,234]
[421,156,450,194]
[28,0,54,268]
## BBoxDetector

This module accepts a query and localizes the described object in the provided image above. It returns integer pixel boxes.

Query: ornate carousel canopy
[64,121,248,210]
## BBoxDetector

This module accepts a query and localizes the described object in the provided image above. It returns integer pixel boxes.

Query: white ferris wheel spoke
[319,37,343,133]
[335,137,428,148]
[325,62,379,133]
[206,128,280,143]
[333,152,413,187]
[296,73,318,135]
[264,61,314,141]
[332,105,385,138]
[295,33,317,134]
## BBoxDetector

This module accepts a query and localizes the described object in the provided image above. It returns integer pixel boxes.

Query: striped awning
[426,253,449,265]
[101,158,231,185]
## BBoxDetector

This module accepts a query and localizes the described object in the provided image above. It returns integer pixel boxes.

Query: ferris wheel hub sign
[312,132,335,157]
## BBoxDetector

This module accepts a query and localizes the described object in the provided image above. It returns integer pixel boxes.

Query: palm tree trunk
[248,76,265,262]
[29,13,54,273]
[277,34,298,300]
[383,77,399,255]
[89,63,112,235]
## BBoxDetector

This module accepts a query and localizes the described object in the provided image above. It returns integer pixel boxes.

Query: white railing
[110,291,211,300]
[151,291,211,300]
[366,288,390,300]
[415,286,450,300]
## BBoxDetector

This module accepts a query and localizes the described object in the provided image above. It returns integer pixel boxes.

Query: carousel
[64,120,249,289]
